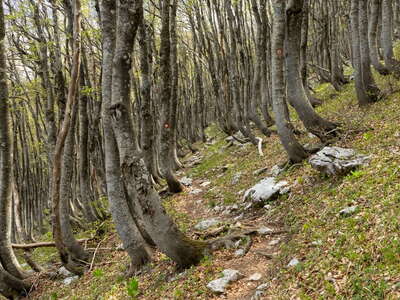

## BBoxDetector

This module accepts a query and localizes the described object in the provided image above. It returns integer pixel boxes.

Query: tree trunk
[350,0,376,106]
[101,0,152,274]
[285,0,337,142]
[159,0,183,193]
[382,0,400,75]
[358,0,381,99]
[369,0,390,75]
[0,1,31,294]
[271,0,308,163]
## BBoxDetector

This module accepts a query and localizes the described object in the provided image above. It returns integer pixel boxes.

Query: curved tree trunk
[51,0,86,275]
[382,0,400,75]
[60,103,89,264]
[159,0,183,193]
[0,2,31,295]
[350,0,376,106]
[100,0,152,274]
[359,0,381,100]
[78,66,98,223]
[369,0,390,75]
[271,0,308,163]
[285,0,337,142]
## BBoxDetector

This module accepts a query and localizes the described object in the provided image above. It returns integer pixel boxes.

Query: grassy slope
[20,48,400,300]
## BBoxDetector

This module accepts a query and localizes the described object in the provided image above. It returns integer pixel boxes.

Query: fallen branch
[257,137,264,157]
[12,239,90,250]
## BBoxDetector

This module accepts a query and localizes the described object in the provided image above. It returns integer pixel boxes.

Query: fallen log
[12,239,90,250]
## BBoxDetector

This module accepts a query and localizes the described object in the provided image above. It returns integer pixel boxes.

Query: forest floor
[14,48,400,300]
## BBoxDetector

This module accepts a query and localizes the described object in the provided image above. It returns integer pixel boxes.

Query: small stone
[308,133,318,139]
[200,181,211,187]
[194,218,220,230]
[207,269,244,294]
[234,249,245,257]
[251,290,264,300]
[339,206,358,216]
[264,204,272,210]
[213,206,222,212]
[207,277,230,294]
[180,177,193,186]
[257,227,274,235]
[189,188,202,195]
[58,266,73,277]
[231,172,242,185]
[222,269,244,282]
[269,165,283,176]
[311,240,323,246]
[63,275,79,285]
[248,273,262,281]
[287,258,300,267]
[269,239,280,246]
[256,283,269,291]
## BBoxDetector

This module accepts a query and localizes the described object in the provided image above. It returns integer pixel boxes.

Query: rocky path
[171,173,289,300]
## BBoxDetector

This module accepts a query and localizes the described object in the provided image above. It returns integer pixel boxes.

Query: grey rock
[189,188,202,195]
[309,147,370,176]
[251,290,264,300]
[287,258,300,267]
[63,276,79,285]
[257,227,274,235]
[269,239,280,246]
[222,269,244,282]
[234,249,245,257]
[207,269,244,294]
[308,132,318,139]
[194,218,220,230]
[248,273,262,281]
[231,172,242,185]
[339,205,358,217]
[257,283,269,291]
[180,177,193,186]
[264,204,272,210]
[269,165,283,176]
[58,266,73,277]
[207,277,230,293]
[243,177,288,204]
[311,240,323,246]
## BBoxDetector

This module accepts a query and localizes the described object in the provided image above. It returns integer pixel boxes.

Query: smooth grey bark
[285,0,337,142]
[382,0,400,75]
[139,22,161,184]
[359,0,381,100]
[78,66,98,223]
[100,0,152,273]
[0,3,27,281]
[271,0,308,163]
[107,0,205,269]
[60,103,89,263]
[369,0,390,75]
[350,0,376,106]
[0,1,31,295]
[159,0,183,193]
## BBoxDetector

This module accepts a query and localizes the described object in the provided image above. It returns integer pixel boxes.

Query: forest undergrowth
[14,55,400,300]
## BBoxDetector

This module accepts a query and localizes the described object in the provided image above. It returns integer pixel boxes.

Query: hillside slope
[21,64,400,300]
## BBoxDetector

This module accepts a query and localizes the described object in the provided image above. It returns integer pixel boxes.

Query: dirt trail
[172,176,287,300]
